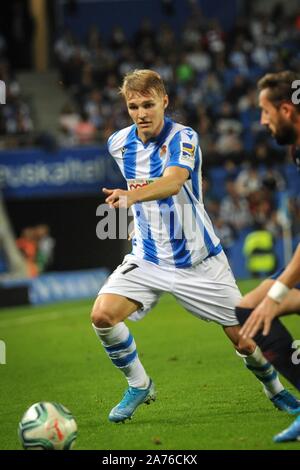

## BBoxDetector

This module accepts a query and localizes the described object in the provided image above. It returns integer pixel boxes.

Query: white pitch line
[0,305,88,328]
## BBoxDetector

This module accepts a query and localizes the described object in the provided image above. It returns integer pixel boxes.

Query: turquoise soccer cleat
[273,415,300,442]
[270,390,300,414]
[108,379,156,423]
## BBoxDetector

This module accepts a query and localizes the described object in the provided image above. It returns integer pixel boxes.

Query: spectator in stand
[59,102,80,146]
[74,111,97,145]
[35,224,55,273]
[235,163,262,197]
[202,176,221,220]
[220,178,253,232]
[214,217,237,259]
[16,227,38,278]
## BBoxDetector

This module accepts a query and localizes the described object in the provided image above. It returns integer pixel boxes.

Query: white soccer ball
[18,402,77,450]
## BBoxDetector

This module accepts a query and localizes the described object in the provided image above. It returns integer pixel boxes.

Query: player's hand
[128,229,135,241]
[239,296,280,339]
[103,188,135,208]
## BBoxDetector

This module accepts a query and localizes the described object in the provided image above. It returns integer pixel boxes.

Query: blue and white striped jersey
[108,117,222,268]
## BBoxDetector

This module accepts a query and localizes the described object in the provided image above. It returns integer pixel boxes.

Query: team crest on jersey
[159,144,167,157]
[180,142,195,160]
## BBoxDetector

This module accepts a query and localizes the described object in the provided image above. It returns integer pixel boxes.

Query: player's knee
[91,301,119,328]
[235,337,256,355]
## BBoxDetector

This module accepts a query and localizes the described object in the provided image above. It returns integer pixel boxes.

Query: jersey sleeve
[107,130,119,157]
[165,128,199,174]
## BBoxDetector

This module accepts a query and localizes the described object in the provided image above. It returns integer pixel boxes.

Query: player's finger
[262,319,271,336]
[248,317,263,338]
[106,198,117,206]
[241,316,257,339]
[128,230,135,240]
[239,318,251,336]
[109,200,119,209]
[248,324,260,338]
[103,188,113,194]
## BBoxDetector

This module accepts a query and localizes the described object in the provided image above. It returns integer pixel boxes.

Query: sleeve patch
[180,142,195,160]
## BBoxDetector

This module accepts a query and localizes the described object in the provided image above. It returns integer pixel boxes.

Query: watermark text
[0,80,6,104]
[292,340,300,365]
[0,340,6,364]
[292,80,300,105]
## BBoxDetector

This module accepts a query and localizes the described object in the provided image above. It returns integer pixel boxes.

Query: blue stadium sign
[0,146,124,198]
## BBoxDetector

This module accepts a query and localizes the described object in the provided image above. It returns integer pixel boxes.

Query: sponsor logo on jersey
[127,178,157,190]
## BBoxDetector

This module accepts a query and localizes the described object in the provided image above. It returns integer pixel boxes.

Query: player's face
[126,90,169,143]
[259,89,298,145]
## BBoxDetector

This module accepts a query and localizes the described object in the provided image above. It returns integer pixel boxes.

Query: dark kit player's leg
[236,277,300,391]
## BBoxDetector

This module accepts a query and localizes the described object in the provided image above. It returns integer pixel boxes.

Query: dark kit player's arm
[240,243,300,338]
[277,243,300,288]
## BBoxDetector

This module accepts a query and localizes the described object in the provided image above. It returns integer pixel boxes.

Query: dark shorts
[270,269,300,290]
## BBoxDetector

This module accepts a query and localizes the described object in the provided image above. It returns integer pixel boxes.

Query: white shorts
[99,251,241,326]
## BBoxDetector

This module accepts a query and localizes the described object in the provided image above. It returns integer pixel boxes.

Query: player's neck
[137,119,165,144]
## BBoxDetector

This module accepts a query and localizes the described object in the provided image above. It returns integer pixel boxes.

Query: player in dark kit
[236,71,300,442]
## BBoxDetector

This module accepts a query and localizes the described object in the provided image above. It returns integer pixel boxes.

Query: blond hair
[120,69,167,99]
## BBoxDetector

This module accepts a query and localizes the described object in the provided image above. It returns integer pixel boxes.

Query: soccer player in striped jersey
[91,69,299,423]
[237,71,300,442]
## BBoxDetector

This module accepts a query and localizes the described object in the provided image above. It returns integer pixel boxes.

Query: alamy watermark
[96,199,206,246]
[292,340,300,365]
[292,80,300,105]
[0,340,6,364]
[0,80,6,104]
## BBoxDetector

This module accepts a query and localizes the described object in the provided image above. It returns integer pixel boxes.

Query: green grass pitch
[0,279,299,450]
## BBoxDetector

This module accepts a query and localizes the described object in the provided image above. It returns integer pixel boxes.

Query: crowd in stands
[1,3,300,278]
[54,4,300,165]
[52,3,300,277]
[0,40,35,148]
[203,164,292,257]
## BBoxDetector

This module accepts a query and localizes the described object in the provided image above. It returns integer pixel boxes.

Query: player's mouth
[265,125,274,136]
[138,122,151,127]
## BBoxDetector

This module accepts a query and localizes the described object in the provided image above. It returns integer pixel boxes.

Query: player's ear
[163,95,169,109]
[280,102,294,118]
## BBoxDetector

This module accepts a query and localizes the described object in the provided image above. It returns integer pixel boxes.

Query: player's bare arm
[103,166,189,208]
[240,243,300,339]
[277,243,300,288]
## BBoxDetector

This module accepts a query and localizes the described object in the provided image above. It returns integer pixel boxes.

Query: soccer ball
[18,402,77,450]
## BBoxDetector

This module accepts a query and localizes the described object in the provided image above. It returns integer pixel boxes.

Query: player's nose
[260,115,268,126]
[137,108,147,120]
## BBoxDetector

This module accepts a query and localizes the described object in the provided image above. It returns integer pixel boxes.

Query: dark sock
[236,306,300,391]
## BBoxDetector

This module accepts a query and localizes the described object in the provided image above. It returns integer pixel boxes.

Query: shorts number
[120,263,139,275]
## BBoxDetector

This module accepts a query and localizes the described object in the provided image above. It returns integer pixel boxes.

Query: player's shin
[236,307,300,391]
[236,345,284,398]
[92,322,150,389]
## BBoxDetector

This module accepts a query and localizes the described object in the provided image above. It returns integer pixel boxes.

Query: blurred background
[0,0,300,308]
